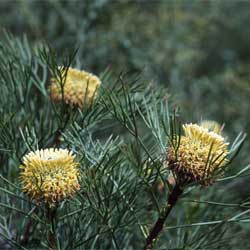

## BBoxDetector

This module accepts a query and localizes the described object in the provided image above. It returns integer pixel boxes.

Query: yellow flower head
[167,123,229,185]
[50,67,101,108]
[20,148,80,206]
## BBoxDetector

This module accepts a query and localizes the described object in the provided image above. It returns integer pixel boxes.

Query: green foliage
[0,1,250,249]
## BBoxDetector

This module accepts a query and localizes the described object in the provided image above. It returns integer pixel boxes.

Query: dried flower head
[20,148,80,206]
[50,67,101,108]
[167,123,229,185]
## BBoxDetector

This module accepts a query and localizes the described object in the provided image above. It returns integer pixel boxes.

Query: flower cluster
[20,148,80,206]
[167,123,229,185]
[50,67,101,108]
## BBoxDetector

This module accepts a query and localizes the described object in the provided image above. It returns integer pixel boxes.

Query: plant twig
[47,205,58,250]
[20,207,38,245]
[145,185,183,249]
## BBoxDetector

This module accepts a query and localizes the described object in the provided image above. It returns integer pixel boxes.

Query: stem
[49,107,72,148]
[47,206,58,250]
[145,185,183,250]
[20,208,37,245]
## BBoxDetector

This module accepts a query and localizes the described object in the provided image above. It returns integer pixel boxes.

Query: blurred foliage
[1,0,250,249]
[1,0,250,139]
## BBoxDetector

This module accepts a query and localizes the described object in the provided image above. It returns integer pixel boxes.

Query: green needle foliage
[0,30,249,250]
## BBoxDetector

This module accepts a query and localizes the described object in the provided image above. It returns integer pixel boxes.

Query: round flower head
[20,148,80,206]
[50,67,101,108]
[167,123,229,186]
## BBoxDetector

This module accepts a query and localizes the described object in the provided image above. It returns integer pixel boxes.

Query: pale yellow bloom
[50,67,101,108]
[20,148,80,206]
[167,123,229,185]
